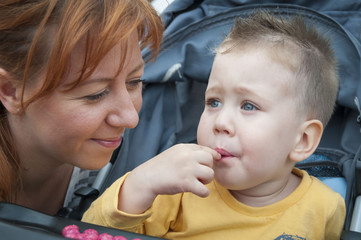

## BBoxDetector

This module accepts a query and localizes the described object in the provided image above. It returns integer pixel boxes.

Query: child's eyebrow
[207,85,264,99]
[234,86,254,95]
[233,85,266,100]
[205,85,221,94]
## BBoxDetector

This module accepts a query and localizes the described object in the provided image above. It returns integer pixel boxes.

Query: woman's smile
[92,136,123,149]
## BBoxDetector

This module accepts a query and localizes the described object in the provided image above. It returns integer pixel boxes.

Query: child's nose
[213,109,235,136]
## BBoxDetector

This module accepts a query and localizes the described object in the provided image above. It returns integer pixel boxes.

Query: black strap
[56,143,122,220]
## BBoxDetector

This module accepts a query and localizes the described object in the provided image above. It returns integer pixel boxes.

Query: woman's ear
[289,120,323,163]
[0,68,21,114]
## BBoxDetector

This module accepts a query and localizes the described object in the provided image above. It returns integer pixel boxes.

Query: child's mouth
[215,147,233,158]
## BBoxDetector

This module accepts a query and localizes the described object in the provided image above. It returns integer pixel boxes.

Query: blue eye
[206,98,222,108]
[85,89,110,102]
[242,102,258,111]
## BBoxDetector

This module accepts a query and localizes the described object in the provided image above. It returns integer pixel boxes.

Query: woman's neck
[10,115,75,215]
[15,163,74,215]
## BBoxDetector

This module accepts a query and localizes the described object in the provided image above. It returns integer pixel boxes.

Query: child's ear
[289,120,323,163]
[0,68,21,114]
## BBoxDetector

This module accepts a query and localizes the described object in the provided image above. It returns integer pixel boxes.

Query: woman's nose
[106,90,141,129]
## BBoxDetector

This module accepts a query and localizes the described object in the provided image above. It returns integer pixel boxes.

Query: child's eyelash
[205,98,221,108]
[205,99,214,105]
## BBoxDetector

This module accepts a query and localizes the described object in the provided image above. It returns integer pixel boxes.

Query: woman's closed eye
[126,78,143,90]
[84,88,110,102]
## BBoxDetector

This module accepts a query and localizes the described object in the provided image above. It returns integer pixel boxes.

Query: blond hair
[218,10,339,126]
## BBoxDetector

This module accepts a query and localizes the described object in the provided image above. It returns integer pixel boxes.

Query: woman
[0,0,163,215]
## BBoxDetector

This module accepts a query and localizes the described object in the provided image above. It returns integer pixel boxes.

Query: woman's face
[11,30,144,170]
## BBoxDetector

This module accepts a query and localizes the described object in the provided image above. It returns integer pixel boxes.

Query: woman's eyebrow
[128,60,145,76]
[81,61,145,86]
[81,77,113,86]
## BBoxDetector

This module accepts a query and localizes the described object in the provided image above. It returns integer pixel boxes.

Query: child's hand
[117,144,220,214]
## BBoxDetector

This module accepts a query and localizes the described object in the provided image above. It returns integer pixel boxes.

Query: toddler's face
[197,46,305,194]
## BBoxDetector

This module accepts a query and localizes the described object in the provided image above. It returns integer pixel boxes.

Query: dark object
[0,202,166,240]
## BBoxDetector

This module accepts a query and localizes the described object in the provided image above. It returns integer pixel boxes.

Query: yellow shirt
[83,168,345,240]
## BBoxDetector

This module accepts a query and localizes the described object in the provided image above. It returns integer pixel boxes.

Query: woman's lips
[92,136,122,148]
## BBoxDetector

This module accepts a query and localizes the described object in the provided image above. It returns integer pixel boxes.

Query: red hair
[0,0,163,202]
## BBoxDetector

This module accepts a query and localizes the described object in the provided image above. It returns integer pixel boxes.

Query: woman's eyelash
[82,78,143,102]
[85,89,110,102]
[126,78,144,89]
